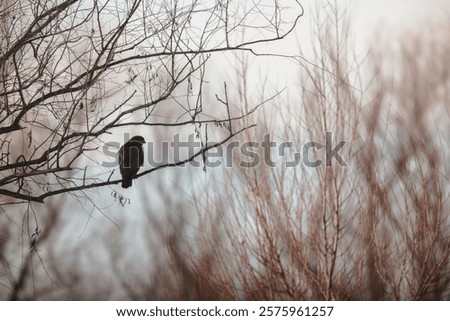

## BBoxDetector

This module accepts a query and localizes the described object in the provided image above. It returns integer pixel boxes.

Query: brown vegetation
[1,1,449,300]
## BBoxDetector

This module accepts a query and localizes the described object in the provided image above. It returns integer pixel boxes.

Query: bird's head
[129,135,146,145]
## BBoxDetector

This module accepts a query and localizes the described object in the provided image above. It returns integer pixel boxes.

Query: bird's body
[118,135,146,188]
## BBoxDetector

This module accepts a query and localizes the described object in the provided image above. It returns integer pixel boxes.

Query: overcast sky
[352,0,449,41]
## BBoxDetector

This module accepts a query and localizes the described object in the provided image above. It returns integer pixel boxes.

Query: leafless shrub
[160,4,450,300]
[2,2,449,301]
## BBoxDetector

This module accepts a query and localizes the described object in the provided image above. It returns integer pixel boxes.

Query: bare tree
[2,1,450,301]
[0,0,303,204]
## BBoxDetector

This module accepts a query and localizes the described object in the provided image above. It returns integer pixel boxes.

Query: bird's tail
[122,176,132,188]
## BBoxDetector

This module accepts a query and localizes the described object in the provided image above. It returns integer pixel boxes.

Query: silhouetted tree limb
[0,0,303,204]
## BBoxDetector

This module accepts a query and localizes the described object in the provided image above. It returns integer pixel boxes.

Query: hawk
[118,135,146,188]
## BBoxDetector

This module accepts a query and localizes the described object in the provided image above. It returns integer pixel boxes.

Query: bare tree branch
[0,0,303,204]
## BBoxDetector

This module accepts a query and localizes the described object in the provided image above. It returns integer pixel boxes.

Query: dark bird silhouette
[118,135,146,188]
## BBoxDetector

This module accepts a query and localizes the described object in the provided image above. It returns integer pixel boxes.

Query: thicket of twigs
[1,3,450,300]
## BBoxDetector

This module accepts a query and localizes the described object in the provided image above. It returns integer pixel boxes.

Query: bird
[118,135,146,188]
